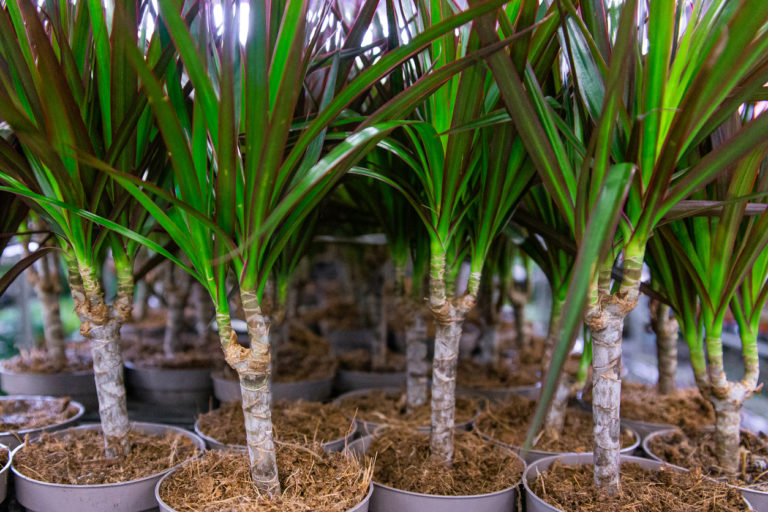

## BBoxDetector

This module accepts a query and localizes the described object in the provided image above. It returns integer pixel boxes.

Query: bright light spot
[513,264,527,281]
[213,4,224,30]
[239,3,250,44]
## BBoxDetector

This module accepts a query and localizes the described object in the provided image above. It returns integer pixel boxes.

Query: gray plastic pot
[335,369,407,393]
[333,387,480,435]
[525,452,756,511]
[154,458,375,511]
[193,417,357,453]
[12,421,205,512]
[124,361,214,409]
[0,395,86,449]
[211,372,333,403]
[325,329,377,352]
[0,443,10,503]
[643,427,767,511]
[346,435,523,512]
[457,383,541,402]
[0,368,98,411]
[620,417,673,440]
[476,421,640,464]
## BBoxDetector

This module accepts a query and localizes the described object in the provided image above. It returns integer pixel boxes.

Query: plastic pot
[325,329,377,353]
[193,417,357,453]
[124,361,213,409]
[211,372,333,403]
[12,421,205,512]
[0,443,11,503]
[0,368,98,411]
[335,369,407,393]
[0,395,85,449]
[333,387,481,435]
[153,458,375,512]
[475,420,640,464]
[346,435,523,512]
[525,452,756,511]
[643,427,767,511]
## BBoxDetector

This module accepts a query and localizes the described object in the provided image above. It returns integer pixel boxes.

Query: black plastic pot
[12,422,205,512]
[124,361,213,409]
[346,435,523,512]
[0,368,98,411]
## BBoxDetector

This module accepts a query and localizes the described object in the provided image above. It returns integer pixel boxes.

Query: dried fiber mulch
[529,460,749,511]
[0,446,8,468]
[197,400,354,446]
[274,324,337,382]
[475,394,636,453]
[337,389,479,429]
[584,381,715,428]
[122,336,222,369]
[2,347,92,374]
[457,358,540,388]
[337,349,405,373]
[647,428,768,490]
[0,397,79,432]
[13,427,199,485]
[159,445,371,512]
[367,429,523,495]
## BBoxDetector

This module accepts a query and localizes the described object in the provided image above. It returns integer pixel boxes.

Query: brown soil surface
[274,323,336,382]
[647,428,768,491]
[14,427,198,485]
[0,397,79,432]
[159,445,371,511]
[475,394,636,453]
[337,389,480,429]
[368,429,523,495]
[2,346,92,374]
[0,446,8,468]
[197,400,354,446]
[122,335,221,369]
[457,358,540,388]
[530,460,749,511]
[337,349,405,373]
[585,381,715,427]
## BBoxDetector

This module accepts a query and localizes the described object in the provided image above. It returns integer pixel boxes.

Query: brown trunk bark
[429,318,463,464]
[712,395,742,474]
[651,302,678,395]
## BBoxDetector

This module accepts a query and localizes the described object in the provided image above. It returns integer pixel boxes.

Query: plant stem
[193,282,214,343]
[234,289,280,496]
[79,262,131,457]
[29,252,66,368]
[163,263,190,357]
[543,294,568,434]
[406,303,429,411]
[651,301,678,395]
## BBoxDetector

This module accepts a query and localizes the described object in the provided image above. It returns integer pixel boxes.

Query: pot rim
[153,451,375,511]
[210,371,334,386]
[192,415,357,451]
[0,366,94,377]
[474,417,641,458]
[124,360,214,372]
[0,395,85,438]
[643,426,768,496]
[11,421,205,489]
[0,443,10,475]
[347,433,525,499]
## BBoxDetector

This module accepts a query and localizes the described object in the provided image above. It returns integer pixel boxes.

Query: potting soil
[0,397,79,432]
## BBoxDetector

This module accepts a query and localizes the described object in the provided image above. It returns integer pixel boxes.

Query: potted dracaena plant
[88,0,520,508]
[0,2,205,511]
[641,146,768,507]
[476,0,768,506]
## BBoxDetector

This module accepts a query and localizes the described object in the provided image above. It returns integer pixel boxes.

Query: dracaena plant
[650,145,768,474]
[95,0,514,494]
[475,0,768,492]
[0,0,179,457]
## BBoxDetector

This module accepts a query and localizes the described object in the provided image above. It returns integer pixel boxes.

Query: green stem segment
[651,302,678,395]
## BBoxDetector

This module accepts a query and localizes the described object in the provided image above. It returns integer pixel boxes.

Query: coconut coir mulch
[274,324,337,382]
[366,428,523,495]
[0,447,8,468]
[457,358,540,388]
[13,427,198,485]
[121,334,222,370]
[2,345,92,374]
[159,445,371,512]
[475,394,636,453]
[337,389,480,429]
[647,428,768,491]
[0,397,79,432]
[337,348,406,373]
[584,381,715,427]
[197,400,353,446]
[530,460,749,511]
